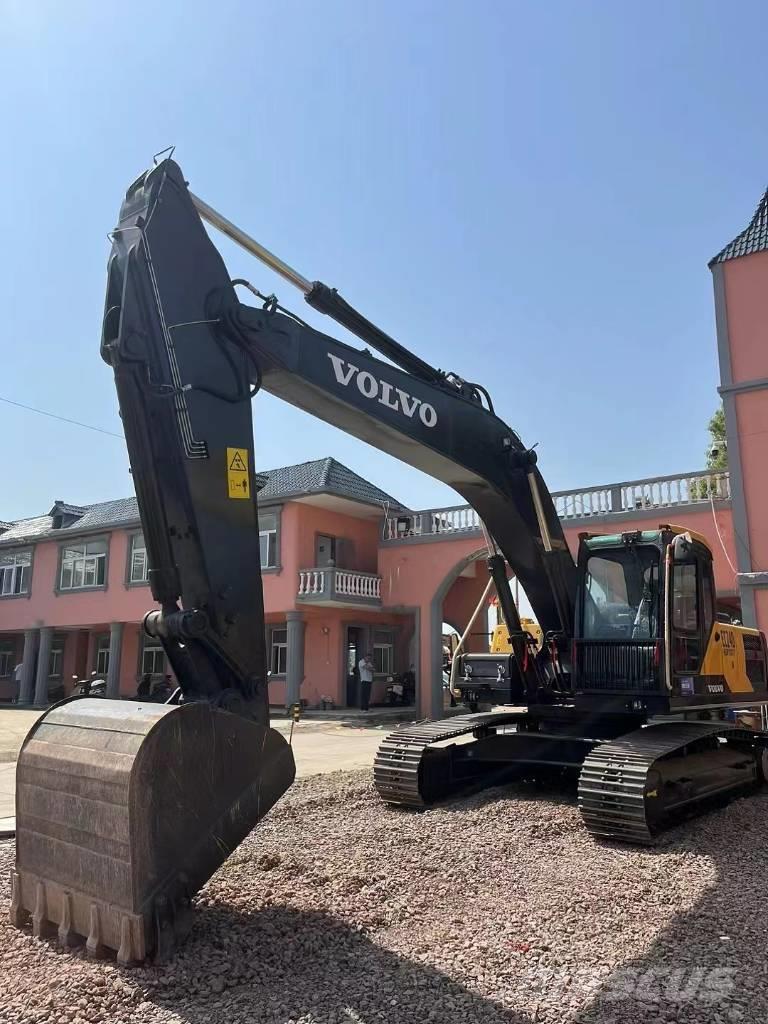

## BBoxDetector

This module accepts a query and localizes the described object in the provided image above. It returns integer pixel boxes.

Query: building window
[270,627,288,675]
[0,644,15,678]
[129,533,149,584]
[49,635,65,678]
[95,634,110,676]
[373,629,394,676]
[259,513,278,569]
[141,638,166,677]
[0,550,31,596]
[60,539,107,590]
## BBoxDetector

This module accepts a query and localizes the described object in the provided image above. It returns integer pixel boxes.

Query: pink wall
[733,388,768,570]
[723,252,768,383]
[443,571,490,653]
[719,252,768,634]
[293,504,380,574]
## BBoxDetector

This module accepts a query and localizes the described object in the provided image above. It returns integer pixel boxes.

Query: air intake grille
[577,641,660,693]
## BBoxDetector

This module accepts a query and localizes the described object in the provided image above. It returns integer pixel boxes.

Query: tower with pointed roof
[710,184,768,630]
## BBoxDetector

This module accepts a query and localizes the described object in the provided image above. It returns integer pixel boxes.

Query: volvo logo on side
[327,353,438,428]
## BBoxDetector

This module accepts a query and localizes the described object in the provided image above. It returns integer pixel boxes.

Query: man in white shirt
[13,663,23,704]
[358,652,374,711]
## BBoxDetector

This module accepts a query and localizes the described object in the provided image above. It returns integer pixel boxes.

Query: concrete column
[106,622,124,699]
[285,611,305,707]
[34,627,53,707]
[18,629,38,705]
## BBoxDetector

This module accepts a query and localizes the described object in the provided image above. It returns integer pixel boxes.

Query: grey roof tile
[0,457,404,547]
[258,457,403,509]
[710,187,768,266]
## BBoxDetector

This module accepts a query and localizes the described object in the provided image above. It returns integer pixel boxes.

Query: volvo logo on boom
[327,353,438,428]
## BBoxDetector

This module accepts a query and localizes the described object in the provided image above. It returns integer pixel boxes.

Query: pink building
[0,454,737,717]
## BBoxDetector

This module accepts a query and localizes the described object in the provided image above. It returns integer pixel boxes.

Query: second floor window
[129,533,149,584]
[0,550,31,596]
[259,513,278,569]
[60,539,107,590]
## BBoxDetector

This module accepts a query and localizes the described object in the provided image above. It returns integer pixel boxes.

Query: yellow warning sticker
[227,447,250,499]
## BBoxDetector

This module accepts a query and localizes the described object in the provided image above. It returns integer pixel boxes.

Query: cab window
[672,563,698,632]
[701,565,715,637]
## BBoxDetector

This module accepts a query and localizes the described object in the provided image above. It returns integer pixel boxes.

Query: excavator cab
[573,526,768,714]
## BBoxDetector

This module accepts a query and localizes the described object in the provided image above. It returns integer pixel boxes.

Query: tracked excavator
[10,156,768,964]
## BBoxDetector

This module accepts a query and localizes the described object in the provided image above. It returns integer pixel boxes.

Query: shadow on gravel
[570,795,768,1024]
[147,904,525,1024]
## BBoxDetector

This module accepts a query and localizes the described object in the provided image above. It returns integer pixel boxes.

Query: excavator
[9,156,768,964]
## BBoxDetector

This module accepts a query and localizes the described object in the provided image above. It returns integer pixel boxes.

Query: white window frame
[95,634,110,676]
[259,512,279,569]
[270,626,288,676]
[0,549,32,597]
[128,533,149,584]
[59,538,108,591]
[141,638,166,677]
[373,629,394,677]
[49,636,65,679]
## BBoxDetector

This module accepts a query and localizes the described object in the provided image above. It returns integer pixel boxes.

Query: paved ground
[0,706,395,833]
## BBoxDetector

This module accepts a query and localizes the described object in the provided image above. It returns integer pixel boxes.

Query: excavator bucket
[9,697,295,964]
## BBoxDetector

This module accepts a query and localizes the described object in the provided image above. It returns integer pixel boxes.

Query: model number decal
[721,628,736,653]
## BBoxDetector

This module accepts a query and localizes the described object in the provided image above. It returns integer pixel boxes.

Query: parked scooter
[385,669,415,706]
[72,671,107,698]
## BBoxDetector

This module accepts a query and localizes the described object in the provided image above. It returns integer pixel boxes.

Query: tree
[706,406,728,471]
[691,405,727,498]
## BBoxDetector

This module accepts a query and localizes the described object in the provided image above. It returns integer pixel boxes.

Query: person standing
[13,662,23,704]
[358,651,374,711]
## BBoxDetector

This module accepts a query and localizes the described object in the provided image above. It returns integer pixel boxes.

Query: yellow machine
[489,617,543,653]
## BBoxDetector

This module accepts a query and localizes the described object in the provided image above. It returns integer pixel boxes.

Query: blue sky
[1,1,767,521]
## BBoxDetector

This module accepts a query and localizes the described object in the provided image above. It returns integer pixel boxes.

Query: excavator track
[373,711,524,806]
[578,721,764,844]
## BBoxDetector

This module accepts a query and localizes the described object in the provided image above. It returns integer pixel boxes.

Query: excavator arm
[103,157,576,667]
[10,157,578,964]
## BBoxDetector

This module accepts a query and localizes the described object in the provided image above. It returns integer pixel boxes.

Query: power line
[0,395,124,440]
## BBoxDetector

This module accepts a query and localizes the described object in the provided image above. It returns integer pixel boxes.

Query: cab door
[669,541,715,685]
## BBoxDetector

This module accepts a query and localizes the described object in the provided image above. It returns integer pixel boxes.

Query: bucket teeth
[86,903,106,959]
[10,697,295,962]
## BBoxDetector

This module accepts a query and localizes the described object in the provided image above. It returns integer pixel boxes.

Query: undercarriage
[373,707,768,844]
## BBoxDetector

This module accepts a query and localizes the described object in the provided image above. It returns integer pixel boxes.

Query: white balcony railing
[383,469,731,541]
[297,567,381,602]
[335,571,381,599]
[298,569,326,596]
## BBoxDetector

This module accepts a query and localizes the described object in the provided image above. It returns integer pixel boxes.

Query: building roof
[0,457,404,547]
[258,457,403,508]
[710,186,768,266]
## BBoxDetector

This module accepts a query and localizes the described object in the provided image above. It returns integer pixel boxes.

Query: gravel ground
[1,770,767,1024]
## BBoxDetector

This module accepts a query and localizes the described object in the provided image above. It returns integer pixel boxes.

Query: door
[669,543,714,684]
[345,626,362,706]
[316,535,336,567]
